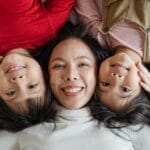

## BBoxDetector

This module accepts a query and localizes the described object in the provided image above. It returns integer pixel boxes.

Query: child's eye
[6,90,16,96]
[121,87,131,92]
[28,83,38,89]
[101,81,110,87]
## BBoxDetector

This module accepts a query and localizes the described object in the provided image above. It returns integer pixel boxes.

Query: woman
[17,27,134,150]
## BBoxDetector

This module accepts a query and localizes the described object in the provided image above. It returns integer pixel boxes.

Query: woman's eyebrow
[50,57,64,63]
[51,56,94,63]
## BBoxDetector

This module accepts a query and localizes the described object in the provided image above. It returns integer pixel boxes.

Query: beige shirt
[75,0,144,57]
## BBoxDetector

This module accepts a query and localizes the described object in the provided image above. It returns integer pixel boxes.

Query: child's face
[0,48,45,112]
[98,52,141,111]
[49,38,97,109]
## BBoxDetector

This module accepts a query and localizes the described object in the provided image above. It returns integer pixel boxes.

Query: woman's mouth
[62,86,84,96]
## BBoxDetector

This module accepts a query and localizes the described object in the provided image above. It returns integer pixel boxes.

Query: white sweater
[0,107,149,150]
[18,107,134,150]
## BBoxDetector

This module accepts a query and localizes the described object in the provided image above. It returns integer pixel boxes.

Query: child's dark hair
[89,89,150,128]
[0,76,57,132]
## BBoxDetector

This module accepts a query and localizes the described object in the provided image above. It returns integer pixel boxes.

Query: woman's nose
[64,67,79,81]
[66,76,78,81]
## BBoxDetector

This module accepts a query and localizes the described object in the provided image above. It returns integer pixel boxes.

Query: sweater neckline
[56,106,94,124]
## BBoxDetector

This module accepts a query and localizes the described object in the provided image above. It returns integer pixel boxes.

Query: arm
[137,63,150,92]
[74,0,108,49]
[43,0,75,34]
[75,0,102,37]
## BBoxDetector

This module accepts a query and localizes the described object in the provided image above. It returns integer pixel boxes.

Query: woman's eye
[6,91,16,96]
[53,64,65,69]
[101,81,110,87]
[29,83,38,89]
[121,87,131,92]
[79,63,89,68]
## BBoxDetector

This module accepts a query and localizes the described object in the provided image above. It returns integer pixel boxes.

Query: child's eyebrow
[99,89,135,100]
[118,91,135,99]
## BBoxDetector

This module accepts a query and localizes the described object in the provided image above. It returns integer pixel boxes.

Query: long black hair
[38,21,110,72]
[0,49,57,132]
[0,82,57,132]
[38,21,110,107]
[89,88,150,128]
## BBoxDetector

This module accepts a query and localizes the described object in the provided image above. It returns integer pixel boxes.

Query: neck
[115,47,142,65]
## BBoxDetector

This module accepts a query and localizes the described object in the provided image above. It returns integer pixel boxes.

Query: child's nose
[10,75,24,83]
[111,73,124,79]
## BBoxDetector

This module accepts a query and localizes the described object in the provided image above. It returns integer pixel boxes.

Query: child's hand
[137,63,150,93]
[0,56,3,63]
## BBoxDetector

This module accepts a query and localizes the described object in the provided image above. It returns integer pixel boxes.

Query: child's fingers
[139,71,150,84]
[137,63,150,76]
[140,81,150,93]
[137,63,150,92]
[137,62,150,82]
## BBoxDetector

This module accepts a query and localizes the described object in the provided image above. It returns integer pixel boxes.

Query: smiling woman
[17,25,134,150]
[49,38,97,109]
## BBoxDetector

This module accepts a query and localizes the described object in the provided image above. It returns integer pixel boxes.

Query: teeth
[63,87,82,93]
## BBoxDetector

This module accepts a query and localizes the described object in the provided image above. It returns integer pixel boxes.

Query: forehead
[50,38,95,59]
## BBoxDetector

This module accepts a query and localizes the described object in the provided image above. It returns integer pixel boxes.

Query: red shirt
[0,0,75,54]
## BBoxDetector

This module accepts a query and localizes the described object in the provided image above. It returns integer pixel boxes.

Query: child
[74,0,150,112]
[0,0,75,54]
[73,2,150,149]
[0,0,75,131]
[0,48,56,131]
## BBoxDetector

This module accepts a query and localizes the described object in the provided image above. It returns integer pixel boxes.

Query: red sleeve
[44,0,75,34]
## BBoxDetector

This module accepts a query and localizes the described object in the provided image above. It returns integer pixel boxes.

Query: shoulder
[0,131,19,150]
[120,124,150,150]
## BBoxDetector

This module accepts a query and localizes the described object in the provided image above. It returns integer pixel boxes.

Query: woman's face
[0,48,45,112]
[98,52,141,111]
[49,38,97,109]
